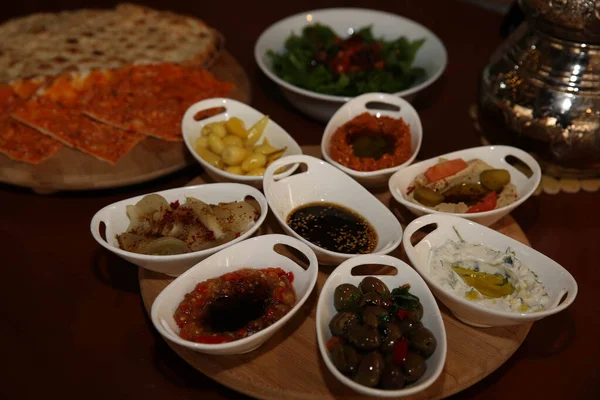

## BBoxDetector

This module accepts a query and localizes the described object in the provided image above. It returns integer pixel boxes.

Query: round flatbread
[0,3,223,83]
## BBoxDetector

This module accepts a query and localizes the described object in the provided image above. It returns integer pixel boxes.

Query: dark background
[1,1,598,399]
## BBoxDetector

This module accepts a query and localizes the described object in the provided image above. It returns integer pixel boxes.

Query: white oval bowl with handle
[255,8,447,122]
[182,98,303,188]
[151,234,319,355]
[403,214,578,327]
[322,92,423,187]
[388,145,542,226]
[90,183,268,277]
[316,254,447,397]
[263,154,403,265]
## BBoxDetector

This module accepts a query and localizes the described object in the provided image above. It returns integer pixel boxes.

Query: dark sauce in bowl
[286,202,378,254]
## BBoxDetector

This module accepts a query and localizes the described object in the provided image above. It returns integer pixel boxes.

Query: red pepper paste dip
[329,112,412,172]
[174,268,296,344]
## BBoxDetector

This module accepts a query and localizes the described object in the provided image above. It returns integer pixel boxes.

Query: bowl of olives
[316,254,447,397]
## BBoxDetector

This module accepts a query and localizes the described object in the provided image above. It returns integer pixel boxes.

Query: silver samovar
[479,0,600,178]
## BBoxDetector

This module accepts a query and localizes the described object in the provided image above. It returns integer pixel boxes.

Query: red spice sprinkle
[170,200,180,209]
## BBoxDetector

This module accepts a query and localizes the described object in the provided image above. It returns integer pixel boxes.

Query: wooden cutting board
[0,51,250,194]
[139,145,533,400]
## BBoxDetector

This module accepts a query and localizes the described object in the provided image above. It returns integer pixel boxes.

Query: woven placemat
[470,105,600,195]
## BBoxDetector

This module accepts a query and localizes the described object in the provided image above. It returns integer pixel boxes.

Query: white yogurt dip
[429,239,549,313]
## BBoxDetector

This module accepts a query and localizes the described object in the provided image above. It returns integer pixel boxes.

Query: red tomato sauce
[173,268,296,344]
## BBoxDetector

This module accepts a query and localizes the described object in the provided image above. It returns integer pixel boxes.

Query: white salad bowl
[263,154,403,265]
[321,92,423,187]
[388,145,542,227]
[254,8,447,122]
[316,254,447,397]
[90,183,268,277]
[181,98,303,188]
[403,214,578,327]
[151,234,318,355]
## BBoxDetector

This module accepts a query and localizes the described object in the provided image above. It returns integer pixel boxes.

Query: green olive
[413,186,445,207]
[362,306,389,327]
[409,327,437,359]
[347,323,381,351]
[406,303,423,322]
[334,284,361,312]
[354,351,384,388]
[329,311,359,337]
[343,318,361,340]
[380,364,406,390]
[331,343,359,375]
[380,322,402,353]
[403,351,427,383]
[480,169,511,191]
[359,277,391,299]
[399,319,423,335]
[359,291,383,307]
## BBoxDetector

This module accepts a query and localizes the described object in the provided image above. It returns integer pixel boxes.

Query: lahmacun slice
[0,79,63,164]
[83,63,233,141]
[12,96,145,164]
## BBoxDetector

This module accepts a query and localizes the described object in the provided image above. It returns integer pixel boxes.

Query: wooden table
[1,1,598,399]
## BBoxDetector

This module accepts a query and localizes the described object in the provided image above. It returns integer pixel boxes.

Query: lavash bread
[0,3,223,84]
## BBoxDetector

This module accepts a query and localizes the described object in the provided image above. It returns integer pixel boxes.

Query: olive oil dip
[286,202,377,254]
[429,239,549,313]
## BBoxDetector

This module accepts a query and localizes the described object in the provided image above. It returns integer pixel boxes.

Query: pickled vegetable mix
[406,158,518,214]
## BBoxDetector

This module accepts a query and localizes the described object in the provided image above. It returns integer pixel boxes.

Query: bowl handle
[333,254,406,277]
[263,154,322,189]
[496,146,542,182]
[348,92,413,115]
[402,214,443,260]
[181,98,233,135]
[90,210,109,245]
[269,234,319,275]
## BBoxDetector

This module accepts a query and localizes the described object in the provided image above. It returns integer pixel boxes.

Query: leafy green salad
[267,24,426,97]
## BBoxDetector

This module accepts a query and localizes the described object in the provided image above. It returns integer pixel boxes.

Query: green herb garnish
[391,284,421,311]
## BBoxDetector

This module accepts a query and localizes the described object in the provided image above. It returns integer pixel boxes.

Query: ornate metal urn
[479,0,600,178]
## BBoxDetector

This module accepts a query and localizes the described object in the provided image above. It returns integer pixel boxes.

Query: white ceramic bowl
[182,98,303,188]
[322,92,423,187]
[403,214,578,327]
[388,145,542,226]
[90,183,268,276]
[316,254,447,397]
[255,8,447,122]
[263,154,403,265]
[151,234,319,355]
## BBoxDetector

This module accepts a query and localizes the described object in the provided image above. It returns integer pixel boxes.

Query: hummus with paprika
[328,112,412,172]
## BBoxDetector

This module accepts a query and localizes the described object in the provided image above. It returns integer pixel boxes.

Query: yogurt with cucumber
[429,239,549,313]
[406,158,517,213]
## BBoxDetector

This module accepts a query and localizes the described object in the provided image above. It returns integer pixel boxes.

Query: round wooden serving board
[0,51,250,194]
[139,146,533,400]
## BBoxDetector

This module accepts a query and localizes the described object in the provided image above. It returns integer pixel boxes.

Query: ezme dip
[174,268,296,343]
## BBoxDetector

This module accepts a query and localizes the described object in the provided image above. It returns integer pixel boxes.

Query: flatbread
[12,93,146,164]
[0,79,62,164]
[82,64,233,141]
[0,3,223,84]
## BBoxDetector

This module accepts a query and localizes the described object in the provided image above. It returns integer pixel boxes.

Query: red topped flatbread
[12,83,145,164]
[82,64,233,141]
[0,79,63,164]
